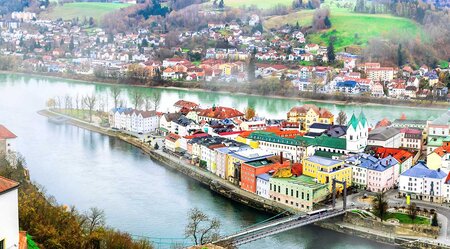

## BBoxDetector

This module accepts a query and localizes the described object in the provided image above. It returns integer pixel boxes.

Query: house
[287,104,334,131]
[368,127,402,148]
[427,110,450,154]
[0,176,21,249]
[427,144,450,171]
[109,108,159,134]
[196,106,244,122]
[226,149,273,185]
[305,44,319,53]
[170,115,199,137]
[173,100,199,113]
[165,133,181,152]
[335,80,361,94]
[366,67,394,82]
[240,156,289,193]
[302,156,352,192]
[371,82,385,97]
[399,162,447,203]
[256,173,271,199]
[159,113,183,135]
[269,175,328,211]
[346,153,400,192]
[400,128,422,150]
[372,147,415,174]
[0,125,17,156]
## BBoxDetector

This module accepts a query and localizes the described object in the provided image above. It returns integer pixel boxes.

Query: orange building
[240,156,290,193]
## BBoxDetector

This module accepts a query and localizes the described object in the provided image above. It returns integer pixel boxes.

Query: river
[1,73,436,248]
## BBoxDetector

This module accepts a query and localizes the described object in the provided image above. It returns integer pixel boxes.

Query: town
[0,8,449,103]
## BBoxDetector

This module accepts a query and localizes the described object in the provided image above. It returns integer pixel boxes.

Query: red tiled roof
[197,106,243,120]
[373,147,413,163]
[0,125,17,139]
[165,133,181,142]
[174,100,199,110]
[0,176,19,194]
[434,145,450,157]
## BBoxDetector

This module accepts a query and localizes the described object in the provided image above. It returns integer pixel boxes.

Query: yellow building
[287,104,334,131]
[302,155,352,192]
[219,63,234,76]
[427,144,450,170]
[235,135,259,149]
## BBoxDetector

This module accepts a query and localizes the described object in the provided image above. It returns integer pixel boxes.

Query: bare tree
[56,96,62,109]
[144,95,152,111]
[185,208,221,245]
[337,110,347,125]
[80,207,105,235]
[75,94,80,110]
[110,86,122,109]
[83,94,97,123]
[151,92,161,112]
[130,89,144,110]
[64,95,72,110]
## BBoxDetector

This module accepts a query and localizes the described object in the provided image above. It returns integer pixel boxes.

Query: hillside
[40,2,132,23]
[264,6,423,51]
[225,0,294,9]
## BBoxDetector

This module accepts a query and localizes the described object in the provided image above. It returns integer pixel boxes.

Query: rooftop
[0,125,17,139]
[0,176,19,194]
[304,155,342,167]
[270,175,327,190]
[402,162,447,179]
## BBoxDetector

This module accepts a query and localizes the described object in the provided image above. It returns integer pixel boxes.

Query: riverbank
[37,109,449,248]
[5,70,449,111]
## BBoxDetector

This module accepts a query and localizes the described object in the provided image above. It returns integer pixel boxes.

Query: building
[346,153,400,192]
[256,173,271,198]
[269,175,328,211]
[0,125,17,156]
[0,176,20,249]
[170,115,199,137]
[302,156,352,192]
[400,128,423,150]
[366,67,394,81]
[346,113,369,153]
[399,162,447,203]
[287,104,334,131]
[368,127,402,148]
[372,147,414,174]
[427,110,450,154]
[226,149,273,185]
[164,133,181,152]
[110,108,159,133]
[427,144,450,170]
[196,106,244,122]
[240,156,289,193]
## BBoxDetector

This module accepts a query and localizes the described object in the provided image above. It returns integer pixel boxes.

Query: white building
[346,113,369,153]
[0,125,17,156]
[368,127,402,148]
[256,173,270,199]
[399,162,448,203]
[110,108,160,133]
[0,176,20,249]
[170,115,199,137]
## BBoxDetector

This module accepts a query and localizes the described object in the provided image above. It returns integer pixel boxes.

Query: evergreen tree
[327,40,336,63]
[218,0,224,9]
[324,16,332,28]
[432,213,438,227]
[69,36,74,51]
[247,55,256,81]
[141,38,149,47]
[295,21,300,30]
[397,43,404,66]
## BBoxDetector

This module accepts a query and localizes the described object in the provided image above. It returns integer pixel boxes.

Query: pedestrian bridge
[213,208,346,247]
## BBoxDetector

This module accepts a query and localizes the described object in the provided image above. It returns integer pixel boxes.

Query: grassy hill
[225,0,294,9]
[264,5,423,51]
[41,2,132,23]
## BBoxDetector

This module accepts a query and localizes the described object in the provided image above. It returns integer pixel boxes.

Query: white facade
[351,165,368,188]
[346,113,369,153]
[110,108,159,133]
[0,185,19,249]
[256,175,270,199]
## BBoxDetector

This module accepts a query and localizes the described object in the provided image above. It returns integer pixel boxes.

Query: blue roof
[111,107,132,113]
[305,156,342,167]
[310,123,332,129]
[337,80,357,88]
[257,173,271,181]
[347,153,398,172]
[401,162,447,179]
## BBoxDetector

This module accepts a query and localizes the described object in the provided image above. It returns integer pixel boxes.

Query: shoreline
[4,70,449,111]
[37,109,448,249]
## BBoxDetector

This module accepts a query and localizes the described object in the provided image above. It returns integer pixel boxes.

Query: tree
[69,36,74,51]
[110,86,122,109]
[337,110,347,125]
[83,94,97,123]
[327,40,336,63]
[81,207,105,235]
[244,106,256,120]
[130,89,144,110]
[431,213,438,227]
[46,98,56,109]
[218,0,224,9]
[372,192,388,220]
[141,38,149,47]
[154,143,159,150]
[324,16,332,28]
[185,208,221,245]
[397,43,404,66]
[408,202,417,221]
[151,92,161,112]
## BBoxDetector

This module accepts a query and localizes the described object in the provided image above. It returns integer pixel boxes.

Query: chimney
[280,152,283,164]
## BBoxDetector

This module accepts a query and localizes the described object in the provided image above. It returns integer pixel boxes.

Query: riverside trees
[185,208,221,245]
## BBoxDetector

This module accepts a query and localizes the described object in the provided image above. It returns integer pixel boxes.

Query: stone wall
[344,212,439,238]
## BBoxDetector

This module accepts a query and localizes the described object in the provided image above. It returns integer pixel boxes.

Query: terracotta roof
[197,106,243,120]
[288,104,333,118]
[174,100,199,110]
[373,147,413,163]
[0,125,17,139]
[434,145,450,157]
[165,133,181,142]
[0,176,19,194]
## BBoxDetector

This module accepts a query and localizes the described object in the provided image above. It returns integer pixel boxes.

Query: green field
[41,2,132,23]
[264,5,422,51]
[226,0,294,9]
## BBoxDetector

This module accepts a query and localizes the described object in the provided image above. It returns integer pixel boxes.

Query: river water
[1,73,433,248]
